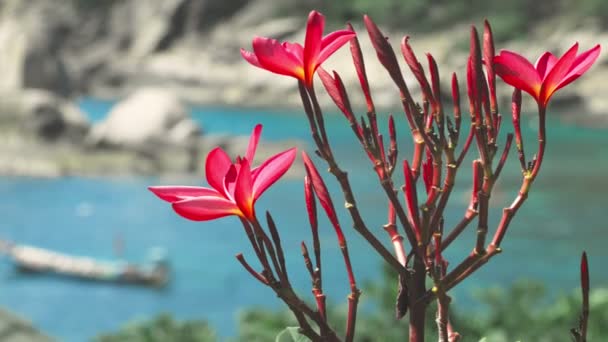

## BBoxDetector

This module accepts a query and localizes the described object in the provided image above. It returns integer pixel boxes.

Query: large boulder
[85,88,204,175]
[87,88,201,151]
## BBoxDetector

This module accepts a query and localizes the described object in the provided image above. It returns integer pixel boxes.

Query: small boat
[0,240,169,288]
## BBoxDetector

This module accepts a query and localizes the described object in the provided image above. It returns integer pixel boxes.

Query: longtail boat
[0,240,169,288]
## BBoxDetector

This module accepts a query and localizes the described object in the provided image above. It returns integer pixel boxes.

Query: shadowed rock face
[0,0,75,97]
[0,0,304,178]
[0,90,89,143]
[0,0,258,97]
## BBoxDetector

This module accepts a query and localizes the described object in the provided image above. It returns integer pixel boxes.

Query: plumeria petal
[534,52,558,80]
[234,159,254,219]
[205,147,232,193]
[494,50,542,100]
[252,37,305,80]
[245,124,262,163]
[172,196,241,221]
[223,164,239,199]
[242,10,353,87]
[240,48,262,68]
[251,147,296,200]
[283,42,304,64]
[148,186,220,203]
[318,29,356,65]
[496,44,600,108]
[151,123,296,223]
[540,43,579,105]
[555,44,601,92]
[540,43,578,106]
[303,10,325,84]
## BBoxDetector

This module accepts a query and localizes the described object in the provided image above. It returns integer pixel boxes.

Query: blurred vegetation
[70,0,123,10]
[96,265,608,341]
[66,0,608,42]
[94,313,217,342]
[306,0,608,35]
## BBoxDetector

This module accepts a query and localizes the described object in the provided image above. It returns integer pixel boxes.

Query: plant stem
[436,294,450,342]
[444,105,546,288]
[250,216,284,284]
[300,85,408,277]
[440,209,477,252]
[409,255,427,342]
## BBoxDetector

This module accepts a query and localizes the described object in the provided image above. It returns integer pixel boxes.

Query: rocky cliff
[0,0,606,175]
[0,0,304,177]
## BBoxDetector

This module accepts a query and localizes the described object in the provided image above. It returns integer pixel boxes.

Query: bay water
[0,98,605,341]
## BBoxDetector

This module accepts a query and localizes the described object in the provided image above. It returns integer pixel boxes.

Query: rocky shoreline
[0,88,304,178]
[0,308,53,342]
[0,0,606,178]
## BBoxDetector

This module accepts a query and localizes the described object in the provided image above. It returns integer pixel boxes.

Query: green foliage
[238,265,608,341]
[300,0,605,39]
[71,0,123,10]
[564,0,608,28]
[94,313,217,342]
[275,327,309,342]
[321,0,427,28]
[95,264,608,341]
[453,282,608,342]
[236,308,298,342]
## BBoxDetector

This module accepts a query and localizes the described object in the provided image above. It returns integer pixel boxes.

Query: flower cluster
[494,43,600,108]
[241,11,355,87]
[149,125,296,222]
[149,9,600,342]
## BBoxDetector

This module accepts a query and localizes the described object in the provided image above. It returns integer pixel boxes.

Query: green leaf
[478,338,487,342]
[275,327,309,342]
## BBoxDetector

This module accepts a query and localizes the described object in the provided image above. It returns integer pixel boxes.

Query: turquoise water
[0,97,606,341]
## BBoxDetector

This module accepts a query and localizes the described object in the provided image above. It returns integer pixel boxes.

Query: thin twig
[236,254,268,285]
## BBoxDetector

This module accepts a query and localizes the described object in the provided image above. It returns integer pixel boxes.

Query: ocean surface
[0,97,606,341]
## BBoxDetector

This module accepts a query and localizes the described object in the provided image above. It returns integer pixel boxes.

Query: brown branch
[408,256,427,342]
[240,218,274,281]
[455,128,474,168]
[578,252,590,342]
[266,212,289,285]
[436,293,450,342]
[474,190,490,254]
[250,216,284,285]
[340,241,360,342]
[440,209,477,252]
[236,254,268,285]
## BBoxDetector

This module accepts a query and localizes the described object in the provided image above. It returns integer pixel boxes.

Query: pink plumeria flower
[149,125,296,221]
[493,43,601,108]
[241,10,355,87]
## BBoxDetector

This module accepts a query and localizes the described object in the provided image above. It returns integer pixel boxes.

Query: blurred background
[0,0,606,341]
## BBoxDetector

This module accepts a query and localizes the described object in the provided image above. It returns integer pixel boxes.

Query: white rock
[88,88,201,149]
